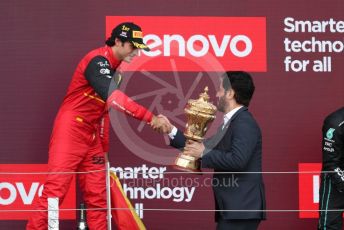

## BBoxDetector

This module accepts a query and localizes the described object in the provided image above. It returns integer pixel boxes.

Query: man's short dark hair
[222,71,255,107]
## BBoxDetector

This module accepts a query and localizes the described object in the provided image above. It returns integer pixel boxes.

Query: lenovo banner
[0,164,76,220]
[298,163,321,218]
[106,16,266,72]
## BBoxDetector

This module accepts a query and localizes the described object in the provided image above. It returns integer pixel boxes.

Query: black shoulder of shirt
[84,55,120,101]
[324,107,344,128]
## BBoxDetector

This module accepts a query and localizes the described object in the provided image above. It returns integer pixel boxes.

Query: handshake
[149,114,205,159]
[150,114,174,134]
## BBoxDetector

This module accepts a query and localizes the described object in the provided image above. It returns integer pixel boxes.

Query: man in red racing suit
[27,22,164,229]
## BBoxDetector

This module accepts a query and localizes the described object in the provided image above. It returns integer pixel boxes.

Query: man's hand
[150,114,173,134]
[184,140,205,159]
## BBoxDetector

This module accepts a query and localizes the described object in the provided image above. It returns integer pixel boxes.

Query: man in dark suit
[160,71,266,230]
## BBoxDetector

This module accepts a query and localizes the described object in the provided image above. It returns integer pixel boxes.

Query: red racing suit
[27,46,153,230]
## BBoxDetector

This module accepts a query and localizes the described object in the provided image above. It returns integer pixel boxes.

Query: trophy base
[172,165,201,173]
[174,153,201,172]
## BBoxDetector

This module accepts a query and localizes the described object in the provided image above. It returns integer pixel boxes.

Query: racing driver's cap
[106,22,150,51]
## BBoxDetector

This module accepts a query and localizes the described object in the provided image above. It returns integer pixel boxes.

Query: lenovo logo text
[0,182,43,205]
[143,34,252,57]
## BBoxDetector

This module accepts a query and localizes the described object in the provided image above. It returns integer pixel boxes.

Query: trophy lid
[186,87,217,116]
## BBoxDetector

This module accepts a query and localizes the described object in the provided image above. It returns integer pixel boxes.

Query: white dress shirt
[222,106,243,129]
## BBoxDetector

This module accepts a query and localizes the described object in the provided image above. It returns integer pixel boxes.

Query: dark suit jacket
[170,107,266,220]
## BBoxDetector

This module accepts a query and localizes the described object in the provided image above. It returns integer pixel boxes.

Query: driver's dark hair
[105,36,126,46]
